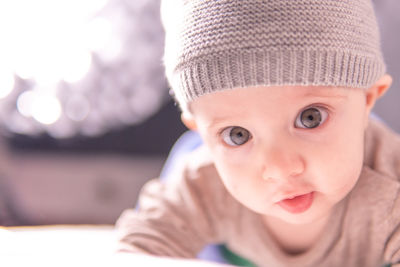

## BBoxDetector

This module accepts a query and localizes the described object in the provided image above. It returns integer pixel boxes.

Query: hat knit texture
[161,0,386,108]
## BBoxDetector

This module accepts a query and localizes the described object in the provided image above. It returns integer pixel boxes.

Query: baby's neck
[262,213,332,255]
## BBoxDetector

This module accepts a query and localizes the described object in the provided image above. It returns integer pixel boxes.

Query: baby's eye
[221,126,252,146]
[295,107,328,129]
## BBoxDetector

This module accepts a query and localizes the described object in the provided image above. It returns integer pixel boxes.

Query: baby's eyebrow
[206,116,235,130]
[302,92,348,99]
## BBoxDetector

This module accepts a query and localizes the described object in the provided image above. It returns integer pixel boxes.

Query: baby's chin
[264,211,330,226]
[273,211,329,225]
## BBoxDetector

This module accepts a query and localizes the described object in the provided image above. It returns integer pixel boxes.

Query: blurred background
[0,0,398,226]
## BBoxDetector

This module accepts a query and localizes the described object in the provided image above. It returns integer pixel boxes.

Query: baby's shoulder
[354,120,400,223]
[165,144,224,189]
[183,146,224,186]
[364,119,400,182]
[165,145,240,215]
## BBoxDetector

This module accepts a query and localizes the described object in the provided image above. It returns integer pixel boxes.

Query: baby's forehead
[196,85,354,102]
[189,86,365,117]
[189,85,361,117]
[282,86,354,99]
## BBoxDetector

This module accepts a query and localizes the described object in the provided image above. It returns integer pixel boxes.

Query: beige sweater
[116,119,400,267]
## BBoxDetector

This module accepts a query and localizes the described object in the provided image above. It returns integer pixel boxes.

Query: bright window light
[0,0,168,137]
[61,48,93,83]
[0,0,107,84]
[84,18,113,53]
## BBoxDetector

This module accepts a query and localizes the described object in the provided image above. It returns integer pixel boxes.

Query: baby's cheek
[216,163,245,191]
[317,156,363,198]
[311,133,364,195]
[216,161,258,199]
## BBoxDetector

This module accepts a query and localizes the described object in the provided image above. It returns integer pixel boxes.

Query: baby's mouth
[277,192,314,214]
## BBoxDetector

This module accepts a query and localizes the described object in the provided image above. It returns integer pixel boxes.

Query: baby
[116,1,400,266]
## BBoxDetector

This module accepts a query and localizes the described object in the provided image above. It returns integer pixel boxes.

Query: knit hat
[160,0,386,110]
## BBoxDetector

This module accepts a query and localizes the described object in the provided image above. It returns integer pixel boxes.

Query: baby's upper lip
[274,191,313,203]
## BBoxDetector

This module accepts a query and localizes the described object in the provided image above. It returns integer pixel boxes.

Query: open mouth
[277,192,314,214]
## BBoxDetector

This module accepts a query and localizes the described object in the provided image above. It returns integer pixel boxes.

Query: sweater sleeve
[383,188,400,265]
[115,153,232,258]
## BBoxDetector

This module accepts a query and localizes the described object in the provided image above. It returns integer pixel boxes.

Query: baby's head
[161,0,392,224]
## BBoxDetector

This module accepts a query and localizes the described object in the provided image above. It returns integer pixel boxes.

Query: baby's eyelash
[216,127,226,139]
[302,103,333,116]
[217,126,232,138]
[304,103,331,111]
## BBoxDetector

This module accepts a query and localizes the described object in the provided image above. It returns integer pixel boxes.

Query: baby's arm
[383,194,400,266]
[115,160,230,258]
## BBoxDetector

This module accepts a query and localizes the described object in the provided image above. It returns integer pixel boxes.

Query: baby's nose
[261,144,305,182]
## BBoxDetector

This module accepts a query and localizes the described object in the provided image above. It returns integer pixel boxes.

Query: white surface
[1,225,117,265]
[0,226,231,267]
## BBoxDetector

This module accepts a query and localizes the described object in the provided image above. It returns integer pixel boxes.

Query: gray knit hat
[161,0,386,110]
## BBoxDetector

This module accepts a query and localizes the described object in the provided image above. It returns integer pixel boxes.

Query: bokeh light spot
[31,94,62,125]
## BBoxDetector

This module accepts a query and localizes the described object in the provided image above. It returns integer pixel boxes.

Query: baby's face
[190,86,370,224]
